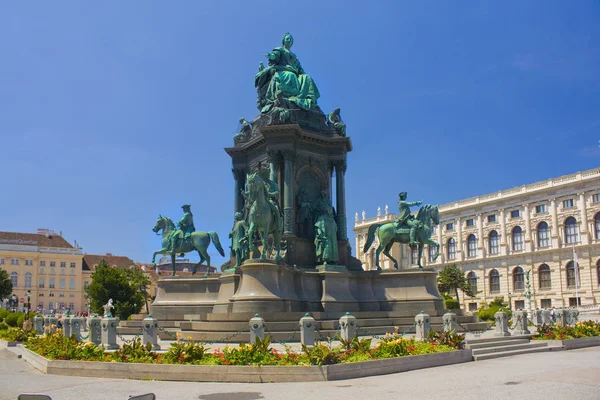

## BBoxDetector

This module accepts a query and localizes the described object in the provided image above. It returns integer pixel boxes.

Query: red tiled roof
[0,231,74,248]
[83,254,136,271]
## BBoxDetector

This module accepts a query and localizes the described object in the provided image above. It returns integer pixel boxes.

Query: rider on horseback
[172,204,195,256]
[394,192,423,248]
[242,168,282,230]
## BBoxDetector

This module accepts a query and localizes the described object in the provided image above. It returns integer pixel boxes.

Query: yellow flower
[187,336,193,341]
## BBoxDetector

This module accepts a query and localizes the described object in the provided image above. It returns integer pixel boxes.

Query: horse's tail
[363,223,382,253]
[209,231,225,257]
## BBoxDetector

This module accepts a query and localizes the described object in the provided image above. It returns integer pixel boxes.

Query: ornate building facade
[354,168,600,310]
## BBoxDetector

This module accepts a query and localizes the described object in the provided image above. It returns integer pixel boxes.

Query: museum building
[353,167,600,310]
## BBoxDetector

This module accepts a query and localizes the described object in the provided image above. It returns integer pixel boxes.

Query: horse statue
[151,215,225,276]
[245,172,284,262]
[363,204,440,270]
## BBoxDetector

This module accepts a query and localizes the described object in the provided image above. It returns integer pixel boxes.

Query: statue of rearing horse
[363,204,440,270]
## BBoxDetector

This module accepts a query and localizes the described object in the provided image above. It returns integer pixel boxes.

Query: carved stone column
[550,198,560,248]
[456,217,463,261]
[232,168,246,216]
[579,192,589,244]
[500,209,507,255]
[524,204,532,252]
[282,150,295,235]
[333,160,348,240]
[477,213,484,256]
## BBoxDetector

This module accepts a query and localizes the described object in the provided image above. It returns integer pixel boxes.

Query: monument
[149,34,445,340]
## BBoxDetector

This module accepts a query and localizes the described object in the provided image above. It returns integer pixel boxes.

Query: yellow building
[354,167,600,310]
[0,229,83,314]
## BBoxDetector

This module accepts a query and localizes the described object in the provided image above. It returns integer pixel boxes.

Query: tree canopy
[0,268,13,300]
[437,264,477,302]
[85,260,144,319]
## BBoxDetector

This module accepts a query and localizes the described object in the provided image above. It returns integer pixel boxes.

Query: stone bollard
[62,317,72,337]
[512,310,530,335]
[300,313,316,347]
[101,317,120,350]
[566,309,579,326]
[415,312,431,340]
[494,311,511,336]
[47,316,58,334]
[555,308,568,326]
[142,315,160,350]
[541,310,553,325]
[339,312,357,341]
[249,314,265,343]
[442,312,458,333]
[33,315,44,335]
[71,317,83,341]
[532,310,543,326]
[87,315,102,345]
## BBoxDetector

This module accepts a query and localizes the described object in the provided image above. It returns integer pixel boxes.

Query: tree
[85,260,143,320]
[124,267,152,314]
[437,264,476,302]
[0,268,13,301]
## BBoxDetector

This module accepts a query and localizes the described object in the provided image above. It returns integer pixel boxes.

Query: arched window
[467,234,477,257]
[565,217,579,244]
[512,226,523,251]
[447,238,456,260]
[489,230,499,255]
[10,272,18,287]
[513,267,524,291]
[24,272,32,288]
[428,245,436,262]
[595,213,600,240]
[538,264,551,289]
[566,261,580,288]
[467,271,478,293]
[537,222,550,248]
[489,269,500,293]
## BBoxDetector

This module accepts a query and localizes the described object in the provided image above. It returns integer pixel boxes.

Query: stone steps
[473,345,550,361]
[466,338,530,349]
[472,341,548,356]
[465,335,550,361]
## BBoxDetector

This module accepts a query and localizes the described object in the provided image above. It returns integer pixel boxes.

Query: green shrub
[0,321,9,331]
[4,312,24,327]
[445,298,460,309]
[477,297,512,322]
[0,308,8,321]
[17,314,25,329]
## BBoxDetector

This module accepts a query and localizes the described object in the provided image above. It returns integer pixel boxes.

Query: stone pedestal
[33,316,44,335]
[532,310,543,326]
[22,319,32,332]
[300,313,315,347]
[101,317,120,350]
[339,312,357,341]
[442,312,458,332]
[230,260,300,313]
[566,309,579,326]
[63,317,72,337]
[212,269,241,313]
[249,314,265,343]
[415,312,431,340]
[541,310,553,325]
[555,308,568,326]
[87,316,102,345]
[71,317,83,341]
[512,310,530,335]
[142,315,160,350]
[494,311,511,337]
[152,276,221,320]
[46,316,58,333]
[297,270,322,312]
[349,272,380,311]
[318,264,359,313]
[372,270,444,315]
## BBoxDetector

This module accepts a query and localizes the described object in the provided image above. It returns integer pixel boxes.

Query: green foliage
[534,320,600,340]
[437,264,476,302]
[0,328,36,342]
[163,341,207,364]
[0,321,9,331]
[442,293,460,310]
[4,312,24,327]
[427,330,466,349]
[85,260,144,320]
[17,314,25,329]
[110,338,157,363]
[27,331,106,360]
[300,341,341,365]
[124,267,152,314]
[477,297,512,322]
[0,269,13,300]
[0,308,8,322]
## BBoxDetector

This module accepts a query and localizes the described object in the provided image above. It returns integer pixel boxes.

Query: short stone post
[532,310,543,326]
[415,312,431,340]
[142,315,160,350]
[339,312,357,341]
[249,314,265,343]
[62,316,72,337]
[442,312,458,333]
[541,310,553,325]
[101,317,120,350]
[565,309,579,326]
[512,310,530,335]
[33,315,44,335]
[300,313,315,347]
[494,310,511,337]
[555,308,568,326]
[47,316,58,333]
[71,317,83,341]
[87,315,102,345]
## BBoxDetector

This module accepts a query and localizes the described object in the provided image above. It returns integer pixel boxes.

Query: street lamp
[25,290,31,320]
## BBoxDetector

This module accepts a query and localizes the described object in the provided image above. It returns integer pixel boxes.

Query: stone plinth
[318,264,359,313]
[372,269,444,315]
[212,269,241,313]
[151,276,220,320]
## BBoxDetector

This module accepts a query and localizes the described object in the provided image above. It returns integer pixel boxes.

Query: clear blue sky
[1,1,599,265]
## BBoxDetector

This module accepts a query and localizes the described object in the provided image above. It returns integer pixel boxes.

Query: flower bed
[533,320,600,341]
[0,328,36,343]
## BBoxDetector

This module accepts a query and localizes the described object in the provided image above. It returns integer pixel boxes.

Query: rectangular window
[490,276,500,293]
[11,259,19,265]
[48,302,54,310]
[68,302,75,310]
[487,215,496,223]
[540,299,552,309]
[69,279,75,289]
[49,278,55,289]
[468,239,477,257]
[84,281,89,289]
[50,261,55,267]
[538,226,550,248]
[60,262,66,268]
[59,302,65,309]
[38,293,44,297]
[25,260,33,266]
[593,193,600,203]
[40,261,46,266]
[59,293,64,298]
[446,223,454,231]
[70,262,76,268]
[38,278,45,288]
[489,235,499,255]
[69,293,75,298]
[468,303,478,312]
[59,278,65,289]
[569,297,581,307]
[447,241,456,260]
[514,300,525,310]
[0,259,4,265]
[466,219,474,227]
[49,292,54,297]
[510,210,520,218]
[563,199,574,208]
[535,204,546,214]
[539,269,551,289]
[513,232,524,251]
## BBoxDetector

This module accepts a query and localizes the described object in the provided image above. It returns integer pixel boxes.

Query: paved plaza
[1,345,599,400]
